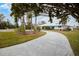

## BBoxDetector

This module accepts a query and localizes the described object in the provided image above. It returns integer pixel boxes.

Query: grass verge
[0,31,46,48]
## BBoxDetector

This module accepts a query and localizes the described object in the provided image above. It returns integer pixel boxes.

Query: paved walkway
[0,31,74,56]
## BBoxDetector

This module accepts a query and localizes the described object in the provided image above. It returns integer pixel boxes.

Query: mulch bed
[17,31,37,35]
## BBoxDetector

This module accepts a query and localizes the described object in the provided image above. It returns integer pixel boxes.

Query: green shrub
[19,24,25,32]
[65,27,71,31]
[26,25,31,29]
[37,26,41,32]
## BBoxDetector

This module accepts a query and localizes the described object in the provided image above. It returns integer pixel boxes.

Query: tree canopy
[40,3,79,22]
[11,3,79,24]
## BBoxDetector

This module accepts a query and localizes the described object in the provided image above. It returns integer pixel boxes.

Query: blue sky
[0,3,11,15]
[0,3,79,26]
[0,3,15,24]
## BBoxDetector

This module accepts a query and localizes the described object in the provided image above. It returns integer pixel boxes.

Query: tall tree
[11,3,30,33]
[0,14,5,23]
[39,3,79,24]
[10,3,21,28]
[27,12,33,31]
[11,3,79,32]
[29,3,43,31]
[0,14,5,28]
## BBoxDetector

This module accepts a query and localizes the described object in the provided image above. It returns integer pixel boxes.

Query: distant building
[38,23,79,31]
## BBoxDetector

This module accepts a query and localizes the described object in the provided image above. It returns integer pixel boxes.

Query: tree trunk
[31,17,32,32]
[22,15,26,33]
[35,16,37,25]
[49,11,52,23]
[16,18,19,28]
[35,15,37,31]
[62,23,65,31]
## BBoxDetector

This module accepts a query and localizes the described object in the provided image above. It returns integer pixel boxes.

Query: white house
[38,23,64,30]
[38,23,77,31]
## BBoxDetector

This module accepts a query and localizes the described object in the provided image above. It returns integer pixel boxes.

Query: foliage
[40,3,79,23]
[0,21,7,29]
[0,14,5,21]
[59,15,68,25]
[39,21,46,25]
[65,27,71,31]
[19,24,25,32]
[26,25,31,29]
[0,20,15,29]
[37,26,41,32]
[42,26,54,30]
[10,3,79,32]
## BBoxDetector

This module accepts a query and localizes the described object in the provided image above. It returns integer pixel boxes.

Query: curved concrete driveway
[0,31,74,56]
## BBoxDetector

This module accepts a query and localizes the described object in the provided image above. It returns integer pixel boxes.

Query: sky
[0,3,79,26]
[0,3,15,24]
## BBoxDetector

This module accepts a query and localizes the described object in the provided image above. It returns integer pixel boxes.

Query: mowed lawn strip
[0,32,46,48]
[57,30,79,56]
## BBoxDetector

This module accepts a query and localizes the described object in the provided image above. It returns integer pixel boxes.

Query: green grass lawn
[0,31,46,48]
[56,30,79,56]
